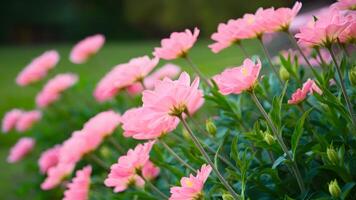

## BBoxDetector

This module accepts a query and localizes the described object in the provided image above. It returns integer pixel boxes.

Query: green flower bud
[327,146,339,165]
[182,128,191,141]
[279,67,290,81]
[349,66,356,86]
[205,119,217,137]
[328,179,341,198]
[263,132,275,145]
[222,193,234,200]
[100,146,111,158]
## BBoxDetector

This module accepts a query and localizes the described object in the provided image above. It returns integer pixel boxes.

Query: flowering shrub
[2,1,356,199]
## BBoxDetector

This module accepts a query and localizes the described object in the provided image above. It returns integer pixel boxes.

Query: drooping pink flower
[213,58,262,95]
[144,63,181,89]
[41,163,75,190]
[82,110,121,138]
[295,10,349,47]
[70,34,105,64]
[16,50,60,86]
[169,164,212,200]
[104,141,157,192]
[264,2,302,32]
[153,28,200,60]
[36,73,78,108]
[38,145,61,174]
[142,161,160,181]
[288,79,322,104]
[121,107,179,140]
[209,19,246,53]
[59,131,89,164]
[332,0,356,11]
[339,12,356,43]
[63,165,92,200]
[2,109,23,133]
[15,110,42,132]
[7,137,35,163]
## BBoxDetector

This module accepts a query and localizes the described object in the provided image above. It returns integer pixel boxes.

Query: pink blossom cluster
[2,109,42,133]
[288,79,323,105]
[36,73,78,108]
[105,141,160,192]
[41,110,121,190]
[63,165,92,200]
[7,137,35,163]
[16,50,60,86]
[70,34,105,64]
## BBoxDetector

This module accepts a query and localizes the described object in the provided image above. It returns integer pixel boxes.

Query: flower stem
[328,47,356,127]
[158,139,197,173]
[249,91,306,193]
[257,38,283,85]
[179,116,240,200]
[184,55,212,87]
[108,136,124,153]
[237,42,249,58]
[142,176,169,199]
[88,154,109,170]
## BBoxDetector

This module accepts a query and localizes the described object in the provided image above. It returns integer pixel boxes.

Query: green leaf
[272,155,287,169]
[291,109,312,160]
[269,80,288,129]
[340,182,356,199]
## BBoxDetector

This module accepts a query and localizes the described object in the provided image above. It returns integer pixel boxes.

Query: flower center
[241,68,248,76]
[185,180,194,187]
[169,103,188,117]
[247,16,255,24]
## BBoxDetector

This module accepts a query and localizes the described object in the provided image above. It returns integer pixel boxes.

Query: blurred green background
[0,0,334,199]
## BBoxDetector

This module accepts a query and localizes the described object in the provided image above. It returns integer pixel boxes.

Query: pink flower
[264,2,302,32]
[237,8,274,39]
[332,0,356,11]
[144,63,181,89]
[153,28,200,60]
[16,50,59,86]
[169,164,212,200]
[143,72,204,117]
[2,109,23,133]
[36,73,78,108]
[121,107,179,140]
[209,19,245,53]
[7,137,35,163]
[70,34,105,64]
[38,145,61,174]
[15,110,42,132]
[295,10,349,47]
[82,110,121,138]
[41,163,75,190]
[142,161,160,181]
[63,165,92,200]
[288,79,322,104]
[113,56,159,89]
[104,141,157,192]
[213,58,262,95]
[126,83,144,96]
[59,131,89,164]
[339,12,356,43]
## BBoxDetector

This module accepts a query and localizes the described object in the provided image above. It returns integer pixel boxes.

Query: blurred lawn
[0,40,260,199]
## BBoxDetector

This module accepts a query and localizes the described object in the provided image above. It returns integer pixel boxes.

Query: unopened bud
[328,179,341,198]
[349,66,356,86]
[182,128,191,141]
[327,146,339,165]
[279,67,290,81]
[100,146,111,158]
[222,193,234,200]
[205,119,217,137]
[263,132,275,145]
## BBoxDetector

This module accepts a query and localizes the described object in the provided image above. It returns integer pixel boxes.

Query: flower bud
[327,146,339,165]
[349,66,356,86]
[205,119,217,137]
[182,129,191,141]
[100,146,111,158]
[279,67,290,81]
[222,193,234,200]
[263,132,275,145]
[328,179,341,198]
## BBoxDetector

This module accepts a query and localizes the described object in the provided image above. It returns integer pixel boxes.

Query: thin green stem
[142,176,169,199]
[88,154,109,170]
[328,47,356,127]
[237,42,249,58]
[258,38,283,85]
[108,136,124,153]
[158,139,197,173]
[179,116,240,200]
[184,55,212,87]
[249,91,306,193]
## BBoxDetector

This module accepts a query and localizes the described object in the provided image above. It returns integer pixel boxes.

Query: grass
[0,40,260,199]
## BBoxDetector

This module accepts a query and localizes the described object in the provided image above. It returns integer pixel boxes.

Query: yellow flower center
[247,16,255,24]
[241,68,248,76]
[185,180,194,187]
